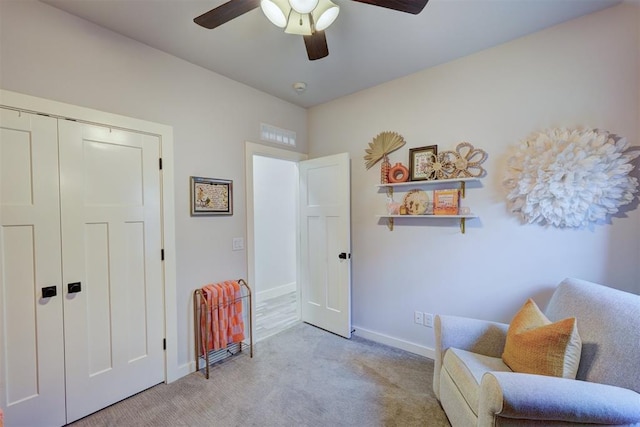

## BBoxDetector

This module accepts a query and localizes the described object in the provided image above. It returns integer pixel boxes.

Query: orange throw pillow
[502,298,582,378]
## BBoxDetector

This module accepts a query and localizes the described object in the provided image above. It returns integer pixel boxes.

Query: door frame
[244,142,307,340]
[0,89,180,383]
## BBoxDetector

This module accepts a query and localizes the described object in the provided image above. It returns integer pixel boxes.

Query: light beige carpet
[69,323,450,426]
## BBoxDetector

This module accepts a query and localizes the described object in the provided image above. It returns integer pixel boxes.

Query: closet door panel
[0,109,66,426]
[59,121,164,423]
[84,222,113,374]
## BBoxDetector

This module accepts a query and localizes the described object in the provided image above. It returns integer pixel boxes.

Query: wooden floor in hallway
[255,290,299,341]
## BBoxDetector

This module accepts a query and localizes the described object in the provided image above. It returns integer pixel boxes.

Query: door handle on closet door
[68,282,82,294]
[42,286,57,298]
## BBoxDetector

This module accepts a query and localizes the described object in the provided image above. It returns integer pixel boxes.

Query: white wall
[308,3,640,355]
[253,156,297,295]
[0,0,307,373]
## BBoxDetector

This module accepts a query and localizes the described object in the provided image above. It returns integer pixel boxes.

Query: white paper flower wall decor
[502,128,639,228]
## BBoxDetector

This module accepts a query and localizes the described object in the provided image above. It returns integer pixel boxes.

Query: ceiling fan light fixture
[313,0,339,31]
[284,11,313,35]
[260,0,289,28]
[288,0,319,14]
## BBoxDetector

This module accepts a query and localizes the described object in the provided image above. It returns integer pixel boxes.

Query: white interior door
[58,121,164,422]
[0,109,66,426]
[299,153,351,338]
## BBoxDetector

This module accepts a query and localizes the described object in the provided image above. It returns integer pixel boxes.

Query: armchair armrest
[433,315,509,399]
[479,372,640,426]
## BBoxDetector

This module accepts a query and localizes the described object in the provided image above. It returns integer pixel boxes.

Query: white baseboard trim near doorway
[352,325,435,360]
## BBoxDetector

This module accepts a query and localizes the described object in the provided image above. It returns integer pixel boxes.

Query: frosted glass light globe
[261,0,287,27]
[289,0,318,14]
[315,5,339,30]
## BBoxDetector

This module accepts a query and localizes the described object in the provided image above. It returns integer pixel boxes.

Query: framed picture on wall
[190,176,233,216]
[409,145,438,181]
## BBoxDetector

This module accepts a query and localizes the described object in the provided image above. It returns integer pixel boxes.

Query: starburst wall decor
[503,128,639,228]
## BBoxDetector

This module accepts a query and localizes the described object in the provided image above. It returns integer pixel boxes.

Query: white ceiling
[40,0,620,108]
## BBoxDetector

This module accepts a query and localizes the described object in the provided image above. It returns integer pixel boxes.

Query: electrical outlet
[424,312,434,328]
[414,311,424,325]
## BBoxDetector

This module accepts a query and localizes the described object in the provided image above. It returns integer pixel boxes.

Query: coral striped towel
[216,282,230,348]
[226,280,245,343]
[200,284,224,353]
[199,280,245,355]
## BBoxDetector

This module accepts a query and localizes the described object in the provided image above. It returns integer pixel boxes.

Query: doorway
[245,142,352,342]
[245,143,307,342]
[253,155,298,340]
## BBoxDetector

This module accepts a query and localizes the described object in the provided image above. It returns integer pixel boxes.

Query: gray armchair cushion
[434,315,509,399]
[544,278,640,393]
[480,372,640,425]
[443,348,512,415]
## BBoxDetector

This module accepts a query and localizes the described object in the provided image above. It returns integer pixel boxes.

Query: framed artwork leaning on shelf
[409,145,438,181]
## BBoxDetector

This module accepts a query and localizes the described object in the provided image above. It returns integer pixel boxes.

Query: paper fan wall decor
[502,128,639,228]
[364,131,406,170]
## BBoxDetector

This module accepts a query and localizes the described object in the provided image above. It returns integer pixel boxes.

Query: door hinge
[161,249,165,261]
[159,158,163,170]
[163,338,166,350]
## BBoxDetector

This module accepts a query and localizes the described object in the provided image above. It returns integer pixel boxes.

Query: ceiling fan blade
[351,0,429,15]
[304,31,329,61]
[194,0,261,29]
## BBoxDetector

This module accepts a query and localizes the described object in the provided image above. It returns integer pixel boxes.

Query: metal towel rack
[193,279,253,379]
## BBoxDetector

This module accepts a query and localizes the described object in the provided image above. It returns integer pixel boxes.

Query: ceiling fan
[194,0,429,61]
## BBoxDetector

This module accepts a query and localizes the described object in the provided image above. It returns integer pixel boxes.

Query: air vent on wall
[260,123,296,147]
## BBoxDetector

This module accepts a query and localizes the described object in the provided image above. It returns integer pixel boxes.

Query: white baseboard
[173,362,195,381]
[256,282,296,301]
[352,325,435,360]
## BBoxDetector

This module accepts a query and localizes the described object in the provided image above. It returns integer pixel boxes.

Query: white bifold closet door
[0,109,165,426]
[0,110,66,426]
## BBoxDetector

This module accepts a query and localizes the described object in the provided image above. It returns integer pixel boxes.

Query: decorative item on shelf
[417,142,488,180]
[402,189,430,215]
[433,189,460,215]
[363,131,406,184]
[503,128,639,228]
[380,155,391,184]
[386,201,401,215]
[388,162,410,183]
[409,145,438,181]
[422,151,457,180]
[450,142,488,178]
[386,195,401,215]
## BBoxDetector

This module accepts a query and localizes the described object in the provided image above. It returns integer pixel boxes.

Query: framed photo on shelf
[190,176,233,216]
[409,145,438,181]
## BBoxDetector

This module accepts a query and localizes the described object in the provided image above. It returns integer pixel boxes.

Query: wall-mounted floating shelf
[375,214,478,232]
[376,178,480,233]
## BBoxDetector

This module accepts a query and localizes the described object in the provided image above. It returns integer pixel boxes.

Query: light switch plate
[232,237,244,251]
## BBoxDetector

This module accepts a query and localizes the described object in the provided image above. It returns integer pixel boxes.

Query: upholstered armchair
[433,278,640,426]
